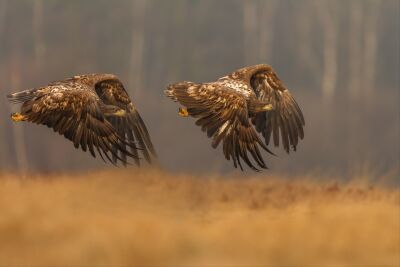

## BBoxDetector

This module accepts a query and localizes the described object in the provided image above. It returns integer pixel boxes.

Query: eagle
[7,74,156,166]
[165,64,305,171]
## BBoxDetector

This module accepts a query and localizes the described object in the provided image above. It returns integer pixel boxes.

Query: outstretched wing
[166,82,274,171]
[10,84,136,165]
[94,77,156,165]
[246,65,305,153]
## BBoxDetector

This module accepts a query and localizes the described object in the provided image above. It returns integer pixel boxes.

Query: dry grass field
[0,169,398,267]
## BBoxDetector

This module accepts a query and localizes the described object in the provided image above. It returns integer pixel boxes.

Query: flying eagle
[7,74,156,166]
[165,64,305,171]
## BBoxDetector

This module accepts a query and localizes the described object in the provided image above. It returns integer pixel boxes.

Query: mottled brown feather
[95,78,157,165]
[165,64,304,171]
[165,82,271,171]
[248,65,305,153]
[7,74,154,166]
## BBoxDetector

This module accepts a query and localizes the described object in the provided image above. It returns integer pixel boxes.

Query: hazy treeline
[0,0,398,178]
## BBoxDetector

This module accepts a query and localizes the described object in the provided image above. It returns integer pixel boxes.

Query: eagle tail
[7,89,37,104]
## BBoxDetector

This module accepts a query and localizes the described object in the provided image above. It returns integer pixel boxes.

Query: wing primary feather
[127,130,140,166]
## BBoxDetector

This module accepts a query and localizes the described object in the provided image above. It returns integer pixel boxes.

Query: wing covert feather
[18,85,136,165]
[249,67,305,153]
[94,78,157,165]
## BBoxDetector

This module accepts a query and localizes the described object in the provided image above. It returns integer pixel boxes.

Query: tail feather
[7,89,37,103]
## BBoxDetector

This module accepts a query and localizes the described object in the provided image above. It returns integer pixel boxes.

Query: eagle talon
[113,109,127,117]
[178,107,189,117]
[263,104,274,111]
[11,112,25,122]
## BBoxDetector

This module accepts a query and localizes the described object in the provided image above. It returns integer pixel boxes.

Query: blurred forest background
[0,0,398,178]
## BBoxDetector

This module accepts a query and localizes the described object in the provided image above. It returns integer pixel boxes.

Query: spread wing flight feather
[166,82,274,171]
[7,74,156,166]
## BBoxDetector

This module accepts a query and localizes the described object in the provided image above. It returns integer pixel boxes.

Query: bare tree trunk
[258,0,277,63]
[347,1,365,166]
[0,0,6,36]
[313,0,339,155]
[315,1,338,102]
[10,57,29,176]
[33,0,44,69]
[297,0,320,76]
[169,0,187,78]
[243,0,258,65]
[348,0,363,99]
[128,0,147,100]
[363,0,379,101]
[0,0,7,168]
[321,23,337,102]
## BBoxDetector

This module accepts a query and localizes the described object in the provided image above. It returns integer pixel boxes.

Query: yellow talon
[178,107,189,117]
[113,109,127,117]
[263,104,274,111]
[103,108,127,117]
[11,112,26,122]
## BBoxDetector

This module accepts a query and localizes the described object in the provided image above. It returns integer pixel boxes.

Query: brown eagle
[7,74,156,166]
[165,64,305,171]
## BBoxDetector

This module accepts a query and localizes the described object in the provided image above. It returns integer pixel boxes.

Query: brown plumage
[165,64,305,171]
[7,74,156,166]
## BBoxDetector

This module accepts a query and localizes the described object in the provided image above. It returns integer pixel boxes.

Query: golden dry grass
[0,169,399,267]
